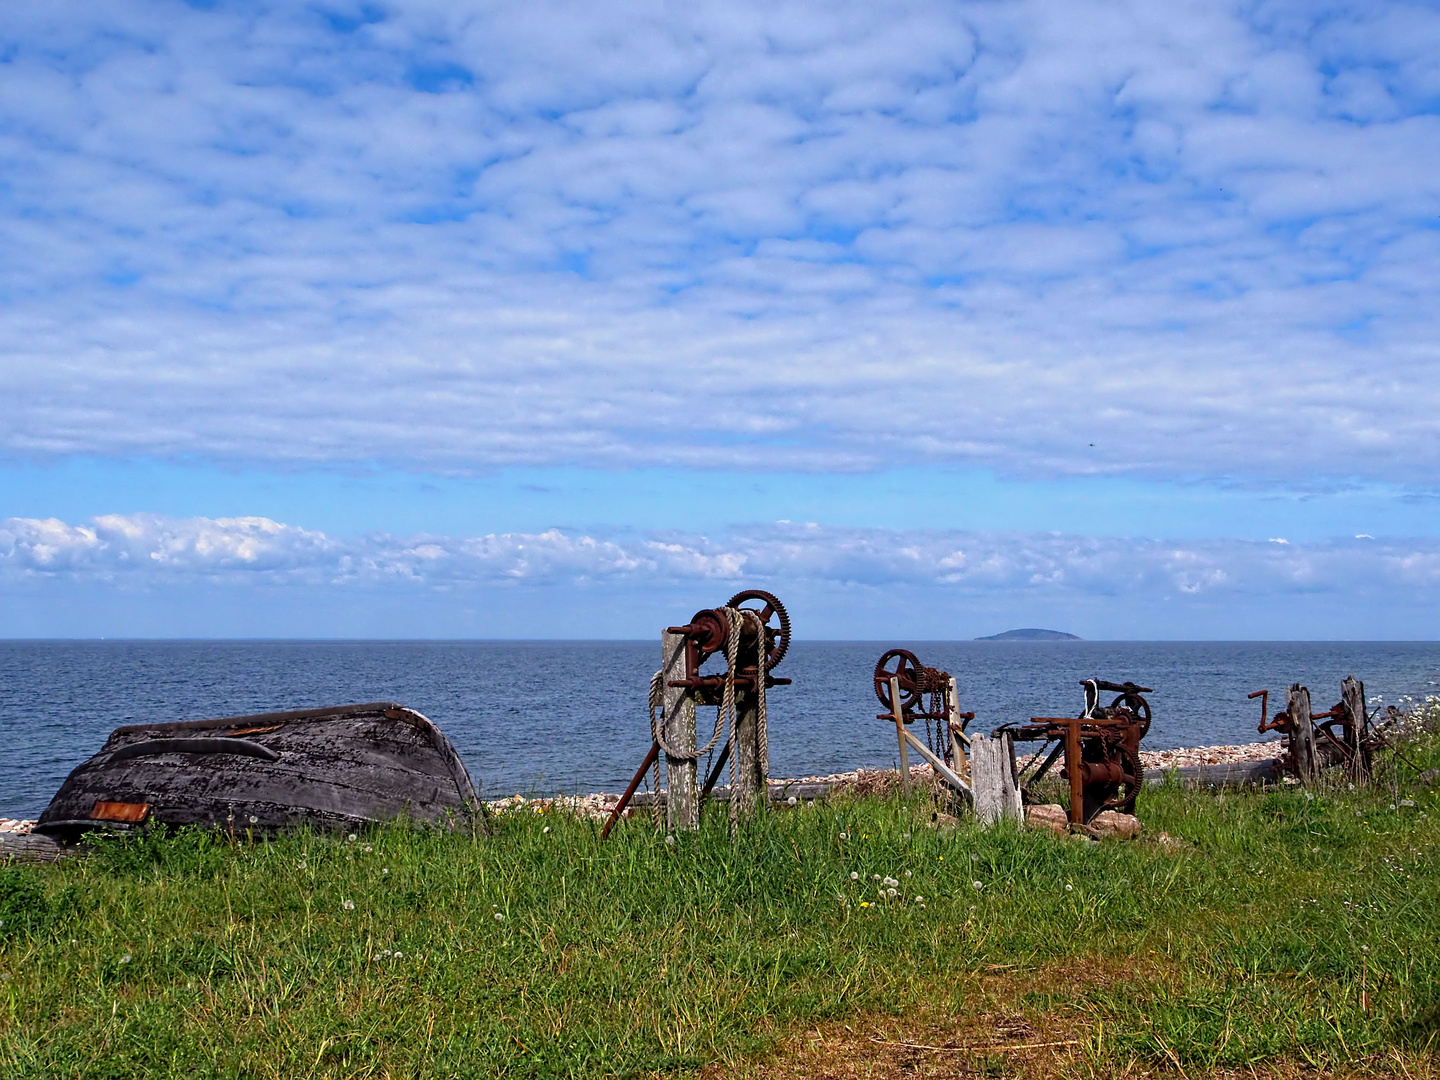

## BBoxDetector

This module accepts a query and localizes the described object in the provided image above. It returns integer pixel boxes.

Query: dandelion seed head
[849,871,859,880]
[494,912,504,922]
[347,834,357,843]
[342,899,355,911]
[120,954,131,964]
[972,880,983,890]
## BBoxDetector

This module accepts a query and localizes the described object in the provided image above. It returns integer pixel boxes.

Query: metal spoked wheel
[726,589,791,671]
[873,648,923,719]
[1109,692,1152,738]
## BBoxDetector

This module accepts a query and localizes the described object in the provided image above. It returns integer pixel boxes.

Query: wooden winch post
[947,675,970,781]
[661,629,700,832]
[1287,683,1317,783]
[890,675,911,795]
[731,649,763,821]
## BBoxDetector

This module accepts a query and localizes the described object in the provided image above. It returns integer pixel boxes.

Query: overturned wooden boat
[33,702,479,841]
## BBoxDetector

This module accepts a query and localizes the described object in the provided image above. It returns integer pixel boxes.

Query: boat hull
[34,702,479,840]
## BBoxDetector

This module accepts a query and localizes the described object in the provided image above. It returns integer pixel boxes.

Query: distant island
[974,628,1082,641]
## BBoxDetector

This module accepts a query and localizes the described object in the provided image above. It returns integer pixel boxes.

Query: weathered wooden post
[1341,675,1370,782]
[970,731,1022,826]
[1287,683,1317,783]
[732,678,763,821]
[661,629,699,832]
[889,675,911,795]
[947,675,969,780]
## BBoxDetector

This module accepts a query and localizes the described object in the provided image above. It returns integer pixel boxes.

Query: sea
[3,640,1439,820]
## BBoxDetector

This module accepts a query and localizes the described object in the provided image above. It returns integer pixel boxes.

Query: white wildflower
[342,899,355,911]
[120,954,132,964]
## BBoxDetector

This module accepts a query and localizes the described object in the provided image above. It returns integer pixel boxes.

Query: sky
[2,0,1438,639]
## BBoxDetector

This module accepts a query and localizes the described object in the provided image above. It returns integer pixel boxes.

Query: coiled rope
[646,603,770,832]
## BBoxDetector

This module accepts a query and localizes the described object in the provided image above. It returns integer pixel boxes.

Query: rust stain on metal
[91,800,150,823]
[998,679,1151,825]
[872,648,971,770]
[664,589,792,702]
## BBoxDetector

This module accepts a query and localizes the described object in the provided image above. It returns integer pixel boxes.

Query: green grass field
[2,730,1437,1079]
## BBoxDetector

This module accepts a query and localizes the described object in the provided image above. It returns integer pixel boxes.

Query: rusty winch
[603,590,792,838]
[1249,676,1376,782]
[872,648,973,772]
[996,679,1151,825]
[667,589,792,702]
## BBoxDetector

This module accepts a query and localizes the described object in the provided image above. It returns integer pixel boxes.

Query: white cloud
[6,514,1440,602]
[0,1,1437,484]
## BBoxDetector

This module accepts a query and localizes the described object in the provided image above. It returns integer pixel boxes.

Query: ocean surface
[3,640,1439,819]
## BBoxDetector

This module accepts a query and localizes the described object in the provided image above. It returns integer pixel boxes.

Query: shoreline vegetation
[0,736,1289,833]
[1,717,1437,1078]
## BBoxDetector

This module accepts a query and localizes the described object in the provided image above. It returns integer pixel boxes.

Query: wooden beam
[900,727,972,797]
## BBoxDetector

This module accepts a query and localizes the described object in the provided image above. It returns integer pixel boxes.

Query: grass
[1,731,1438,1079]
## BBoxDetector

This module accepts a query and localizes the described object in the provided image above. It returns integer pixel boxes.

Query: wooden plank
[970,732,1022,827]
[900,728,972,797]
[1287,683,1317,782]
[890,676,910,795]
[661,630,699,832]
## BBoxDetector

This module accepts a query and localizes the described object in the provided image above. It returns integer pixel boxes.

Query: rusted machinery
[1249,675,1376,781]
[603,590,791,838]
[873,648,973,774]
[995,679,1151,825]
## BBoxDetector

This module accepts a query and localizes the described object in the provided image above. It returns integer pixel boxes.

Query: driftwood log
[0,833,75,864]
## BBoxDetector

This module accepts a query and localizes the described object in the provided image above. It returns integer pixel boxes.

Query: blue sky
[2,0,1439,638]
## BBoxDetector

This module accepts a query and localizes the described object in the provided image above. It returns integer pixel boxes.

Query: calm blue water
[3,640,1439,819]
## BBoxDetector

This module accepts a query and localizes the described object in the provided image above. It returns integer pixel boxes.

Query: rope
[648,670,665,829]
[649,603,773,834]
